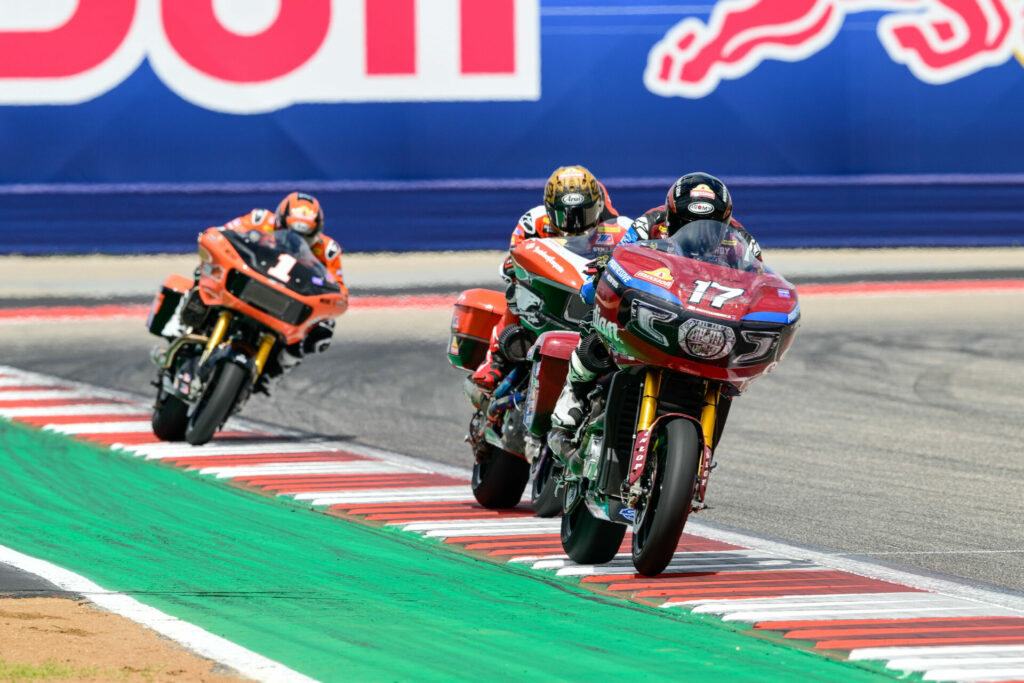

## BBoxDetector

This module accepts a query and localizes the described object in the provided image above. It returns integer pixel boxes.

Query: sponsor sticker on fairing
[620,508,637,522]
[778,288,792,298]
[636,267,674,287]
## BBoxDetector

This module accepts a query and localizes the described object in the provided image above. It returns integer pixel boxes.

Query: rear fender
[447,288,507,371]
[147,273,195,337]
[524,330,580,435]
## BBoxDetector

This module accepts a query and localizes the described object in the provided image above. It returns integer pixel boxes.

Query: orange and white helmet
[275,192,324,242]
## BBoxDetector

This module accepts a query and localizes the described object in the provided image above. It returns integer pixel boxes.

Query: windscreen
[558,229,617,258]
[221,229,338,294]
[654,220,762,272]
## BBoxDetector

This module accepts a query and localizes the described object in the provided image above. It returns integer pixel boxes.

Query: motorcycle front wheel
[471,446,529,509]
[631,418,701,576]
[560,483,626,565]
[151,389,188,442]
[185,362,246,446]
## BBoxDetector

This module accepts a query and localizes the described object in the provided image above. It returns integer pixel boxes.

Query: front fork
[636,368,717,508]
[199,309,277,384]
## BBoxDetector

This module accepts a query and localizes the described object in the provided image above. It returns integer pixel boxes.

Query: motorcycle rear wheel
[471,446,529,509]
[529,445,562,518]
[185,362,246,446]
[151,392,188,442]
[560,485,626,565]
[631,418,701,576]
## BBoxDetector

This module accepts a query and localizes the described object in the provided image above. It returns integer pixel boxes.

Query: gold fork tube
[637,369,662,432]
[251,334,277,379]
[200,311,232,363]
[700,383,719,450]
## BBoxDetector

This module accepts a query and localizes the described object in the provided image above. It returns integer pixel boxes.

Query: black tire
[560,485,626,565]
[631,418,701,576]
[471,447,530,509]
[530,446,562,518]
[185,362,247,446]
[151,393,188,442]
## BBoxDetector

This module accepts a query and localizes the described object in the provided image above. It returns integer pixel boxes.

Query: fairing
[594,222,799,393]
[195,227,347,345]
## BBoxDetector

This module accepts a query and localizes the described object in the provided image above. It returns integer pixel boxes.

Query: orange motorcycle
[146,227,348,445]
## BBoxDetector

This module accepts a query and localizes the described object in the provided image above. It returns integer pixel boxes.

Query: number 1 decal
[688,280,745,308]
[267,254,297,282]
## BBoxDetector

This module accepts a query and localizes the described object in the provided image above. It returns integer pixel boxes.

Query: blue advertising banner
[0,1,1022,252]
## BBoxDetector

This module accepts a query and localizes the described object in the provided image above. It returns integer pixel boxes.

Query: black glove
[302,320,335,355]
[584,254,610,278]
[501,257,516,282]
[576,311,595,337]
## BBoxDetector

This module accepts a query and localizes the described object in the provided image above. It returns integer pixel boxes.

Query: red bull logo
[645,0,1022,98]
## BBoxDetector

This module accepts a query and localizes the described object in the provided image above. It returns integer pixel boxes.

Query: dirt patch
[0,597,247,682]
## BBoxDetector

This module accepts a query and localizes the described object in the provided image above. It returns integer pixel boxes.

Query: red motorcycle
[146,227,348,445]
[531,220,800,575]
[447,228,622,512]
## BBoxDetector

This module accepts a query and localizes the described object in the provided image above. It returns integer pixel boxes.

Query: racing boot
[470,359,505,393]
[546,348,599,475]
[547,384,586,475]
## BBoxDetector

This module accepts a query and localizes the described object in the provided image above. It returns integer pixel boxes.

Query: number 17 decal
[688,280,745,308]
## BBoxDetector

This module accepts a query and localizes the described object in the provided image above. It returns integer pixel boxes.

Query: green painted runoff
[0,420,903,681]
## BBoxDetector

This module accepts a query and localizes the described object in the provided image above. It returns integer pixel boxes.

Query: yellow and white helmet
[543,166,604,235]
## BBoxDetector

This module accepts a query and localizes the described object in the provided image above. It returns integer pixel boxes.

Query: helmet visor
[547,202,601,235]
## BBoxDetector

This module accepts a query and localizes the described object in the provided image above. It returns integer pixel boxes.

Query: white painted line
[851,645,1024,661]
[889,656,1024,670]
[121,444,348,458]
[0,404,149,418]
[330,441,472,480]
[692,593,944,611]
[687,520,1024,616]
[0,389,94,401]
[400,518,560,534]
[118,440,380,462]
[0,544,315,683]
[713,606,1021,622]
[45,421,154,435]
[547,551,816,576]
[508,554,568,564]
[296,487,473,506]
[0,377,46,387]
[923,666,1024,682]
[199,462,411,479]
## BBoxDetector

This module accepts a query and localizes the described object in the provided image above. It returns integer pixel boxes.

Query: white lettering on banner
[0,0,540,113]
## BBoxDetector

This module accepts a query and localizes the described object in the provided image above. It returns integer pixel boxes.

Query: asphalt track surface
[1,249,1023,598]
